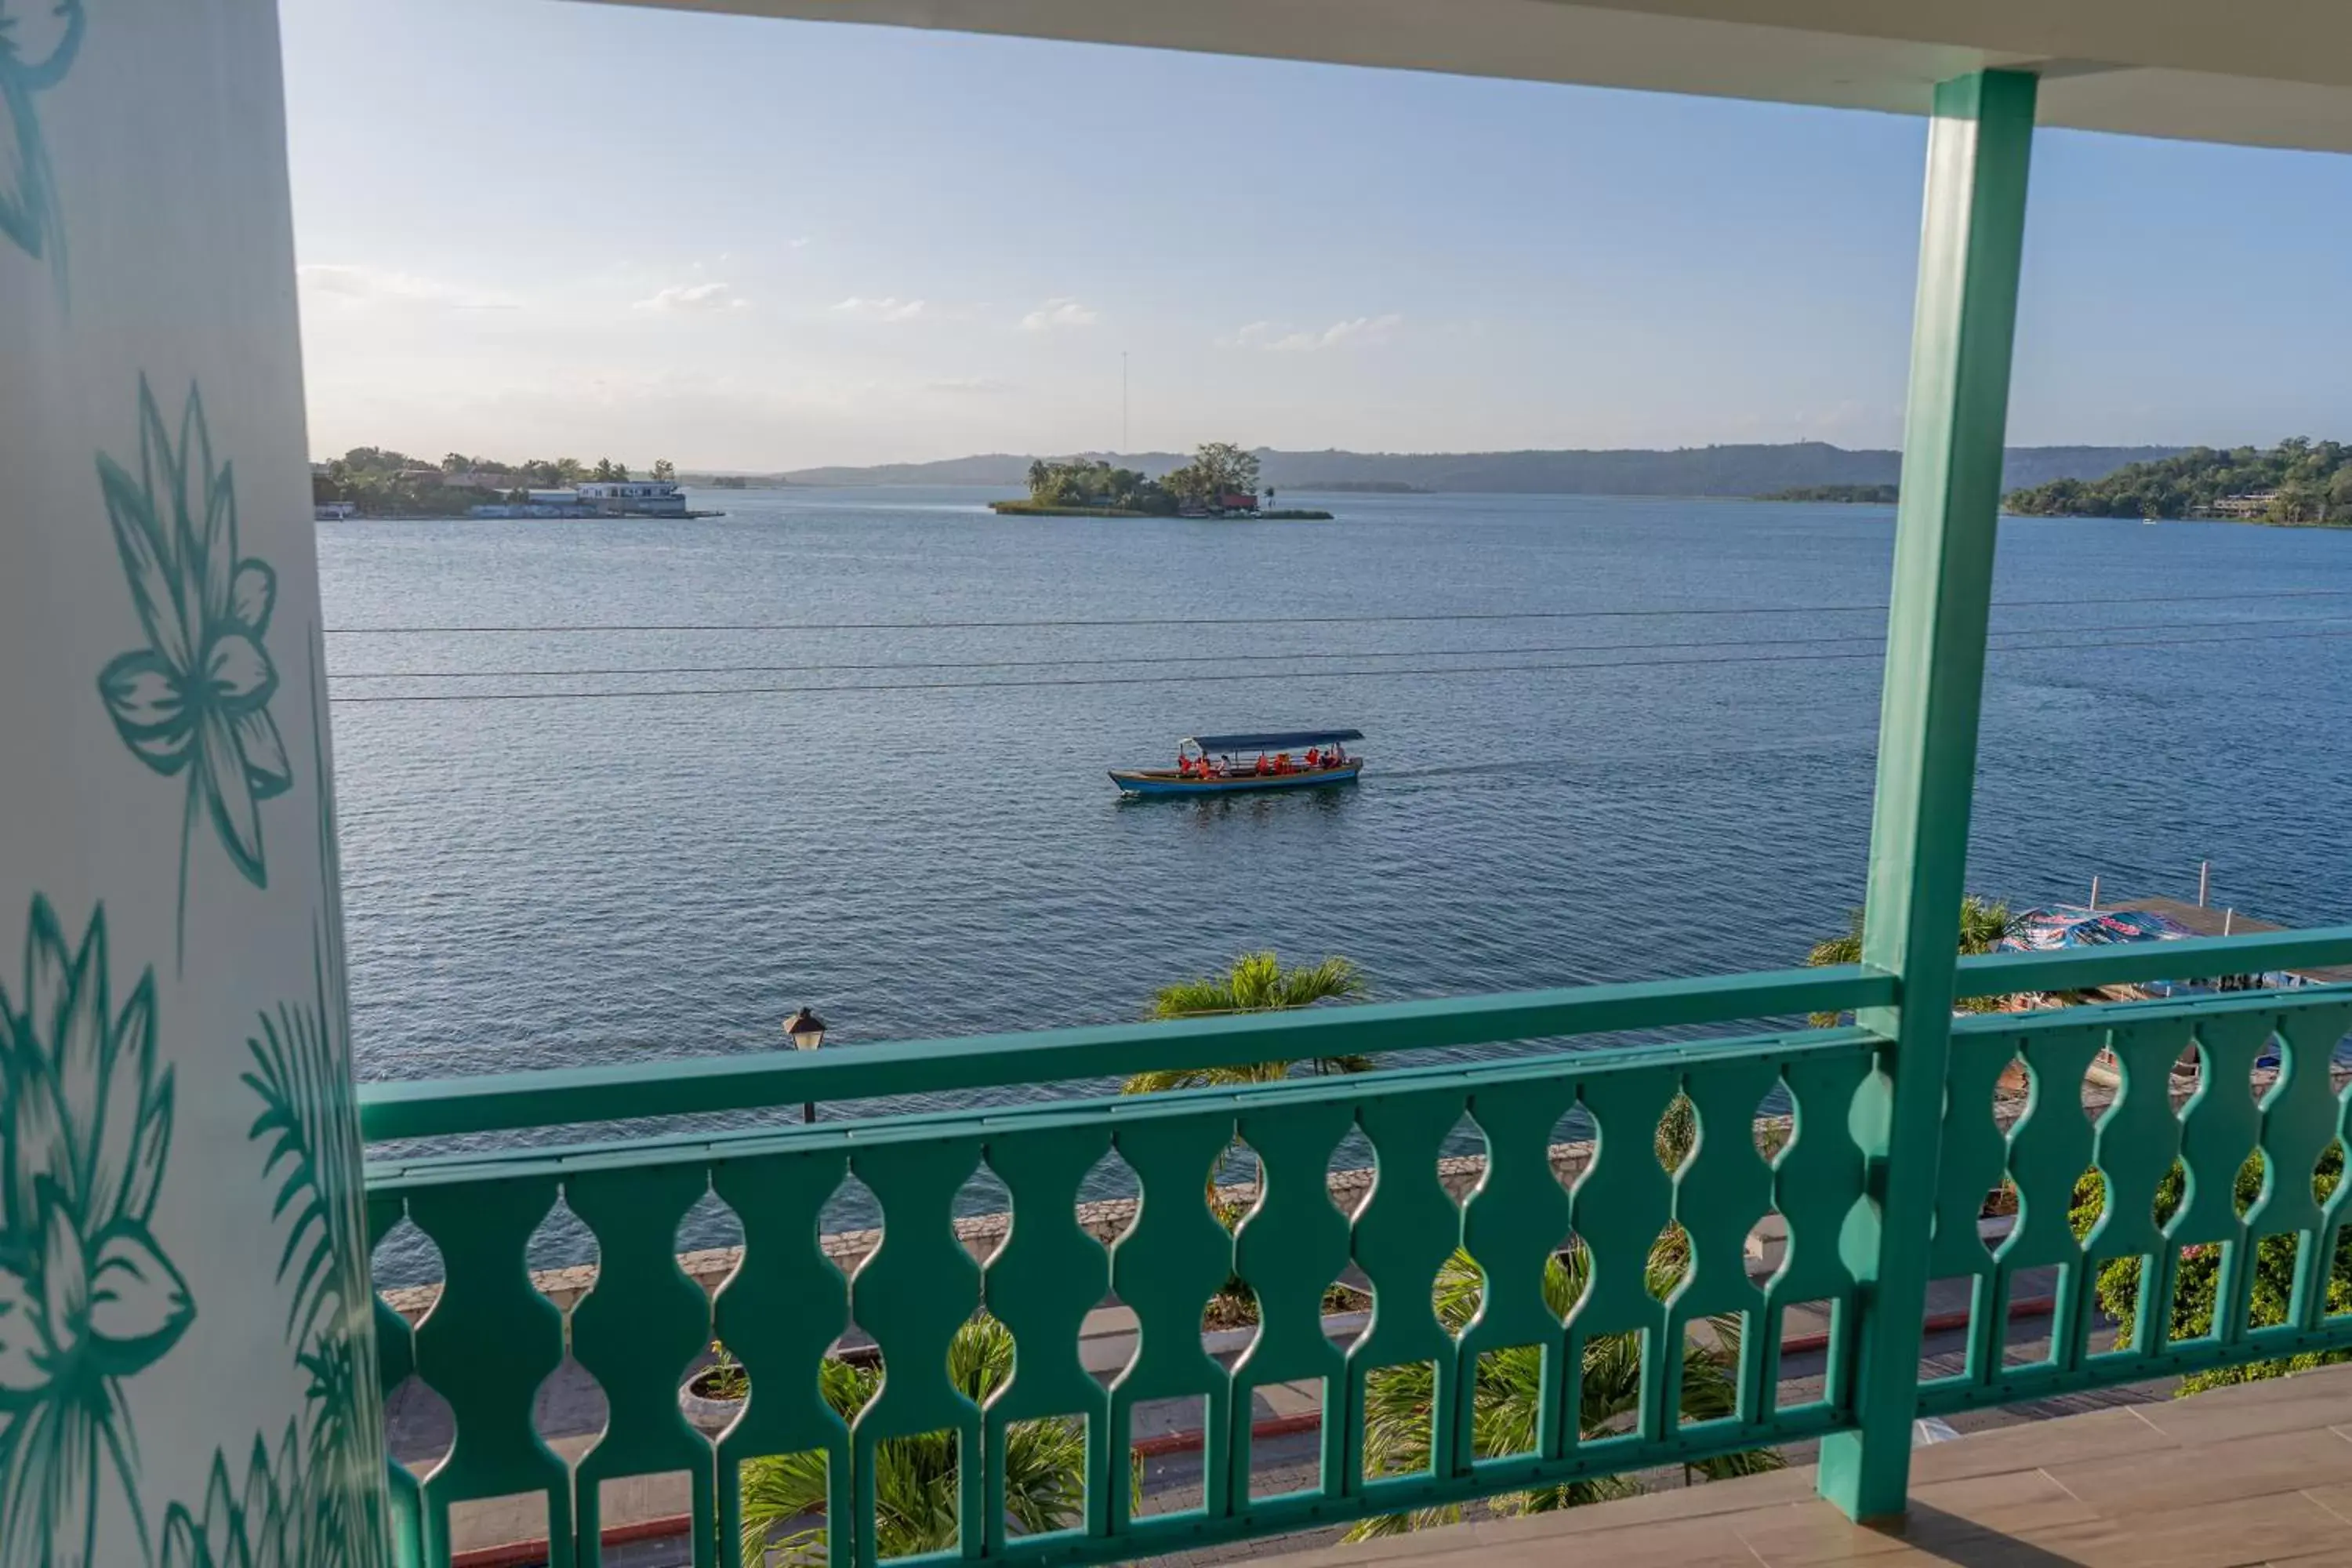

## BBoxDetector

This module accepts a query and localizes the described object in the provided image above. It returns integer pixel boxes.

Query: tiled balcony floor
[1265,1363,2352,1568]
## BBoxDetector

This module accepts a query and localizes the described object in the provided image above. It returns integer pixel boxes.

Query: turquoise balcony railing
[360,933,2352,1568]
[344,60,2352,1568]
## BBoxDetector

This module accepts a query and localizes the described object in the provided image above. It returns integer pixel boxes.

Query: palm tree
[1802,895,2015,1025]
[738,1316,1098,1565]
[1347,1240,1781,1539]
[1121,951,1371,1094]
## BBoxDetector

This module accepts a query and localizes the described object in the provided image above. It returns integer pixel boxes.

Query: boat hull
[1110,762,1363,797]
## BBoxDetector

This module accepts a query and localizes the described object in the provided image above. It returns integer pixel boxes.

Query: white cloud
[833,296,927,321]
[633,281,749,313]
[1020,296,1100,331]
[788,236,813,249]
[296,263,508,310]
[1225,313,1404,352]
[1318,313,1404,347]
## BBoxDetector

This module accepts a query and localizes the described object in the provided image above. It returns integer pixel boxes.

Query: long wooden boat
[1111,728,1365,797]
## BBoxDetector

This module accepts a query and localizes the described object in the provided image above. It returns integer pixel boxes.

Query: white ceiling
[597,0,2352,153]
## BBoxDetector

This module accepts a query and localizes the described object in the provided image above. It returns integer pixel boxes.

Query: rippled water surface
[324,488,2352,1112]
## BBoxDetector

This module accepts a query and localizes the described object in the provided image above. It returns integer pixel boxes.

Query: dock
[2107,894,2352,985]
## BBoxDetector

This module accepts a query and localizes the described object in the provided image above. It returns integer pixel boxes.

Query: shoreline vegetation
[313,448,681,519]
[2004,438,2352,524]
[989,500,1333,520]
[1754,483,1900,504]
[772,441,2176,495]
[988,442,1334,520]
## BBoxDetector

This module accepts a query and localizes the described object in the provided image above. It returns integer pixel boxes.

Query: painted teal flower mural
[0,898,191,1565]
[159,1426,298,1568]
[95,378,292,961]
[0,0,84,284]
[160,654,391,1568]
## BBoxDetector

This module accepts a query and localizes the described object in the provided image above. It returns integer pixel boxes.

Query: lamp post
[786,1006,827,1126]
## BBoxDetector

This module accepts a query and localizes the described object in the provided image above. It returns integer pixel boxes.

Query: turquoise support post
[1817,68,2038,1523]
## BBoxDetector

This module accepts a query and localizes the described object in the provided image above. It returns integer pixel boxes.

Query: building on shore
[578,479,689,516]
[2198,490,2278,518]
[470,481,696,520]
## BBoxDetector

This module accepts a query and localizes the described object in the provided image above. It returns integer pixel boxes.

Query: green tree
[736,1316,1101,1564]
[2069,1149,2350,1395]
[2328,466,2352,524]
[2006,438,2352,523]
[652,457,677,481]
[1347,1235,1779,1538]
[1122,951,1369,1093]
[1162,442,1263,506]
[1802,896,2014,1025]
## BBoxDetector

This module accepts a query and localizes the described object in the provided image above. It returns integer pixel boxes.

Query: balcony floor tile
[1259,1363,2352,1568]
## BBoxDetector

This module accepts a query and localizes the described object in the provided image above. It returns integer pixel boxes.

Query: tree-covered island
[990,442,1334,518]
[2005,437,2352,524]
[313,448,678,517]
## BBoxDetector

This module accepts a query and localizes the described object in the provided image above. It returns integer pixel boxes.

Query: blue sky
[281,0,2352,469]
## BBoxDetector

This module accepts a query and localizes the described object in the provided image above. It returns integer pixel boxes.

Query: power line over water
[325,621,2352,704]
[319,586,2352,637]
[321,613,2352,681]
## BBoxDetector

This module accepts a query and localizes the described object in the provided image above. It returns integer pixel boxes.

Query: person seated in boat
[1220,753,1236,777]
[1328,742,1346,767]
[1304,747,1321,768]
[1254,753,1270,775]
[1177,753,1199,778]
[1275,751,1294,773]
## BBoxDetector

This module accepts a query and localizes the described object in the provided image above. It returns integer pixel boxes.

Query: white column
[0,3,387,1564]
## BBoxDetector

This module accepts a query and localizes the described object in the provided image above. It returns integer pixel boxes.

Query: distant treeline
[1755,483,1899,504]
[2004,439,2352,524]
[779,441,2178,496]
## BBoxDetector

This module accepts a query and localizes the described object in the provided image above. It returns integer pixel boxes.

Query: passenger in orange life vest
[1254,753,1270,775]
[1304,747,1321,768]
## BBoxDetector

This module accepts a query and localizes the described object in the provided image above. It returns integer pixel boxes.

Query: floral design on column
[158,654,390,1568]
[0,0,85,285]
[93,377,292,965]
[0,898,191,1564]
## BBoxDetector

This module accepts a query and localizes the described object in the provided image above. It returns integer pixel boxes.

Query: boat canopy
[1184,728,1363,753]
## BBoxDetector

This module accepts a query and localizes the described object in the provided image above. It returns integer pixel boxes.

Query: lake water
[324,488,2352,1114]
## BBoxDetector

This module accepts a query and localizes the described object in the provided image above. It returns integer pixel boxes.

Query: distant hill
[775,443,2180,497]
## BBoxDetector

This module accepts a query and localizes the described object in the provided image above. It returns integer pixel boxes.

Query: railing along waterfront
[360,934,2352,1567]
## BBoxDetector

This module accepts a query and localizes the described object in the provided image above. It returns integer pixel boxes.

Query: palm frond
[1806,897,2016,1024]
[1129,953,1371,1093]
[1356,1248,1782,1536]
[742,1317,1096,1565]
[241,1002,343,1347]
